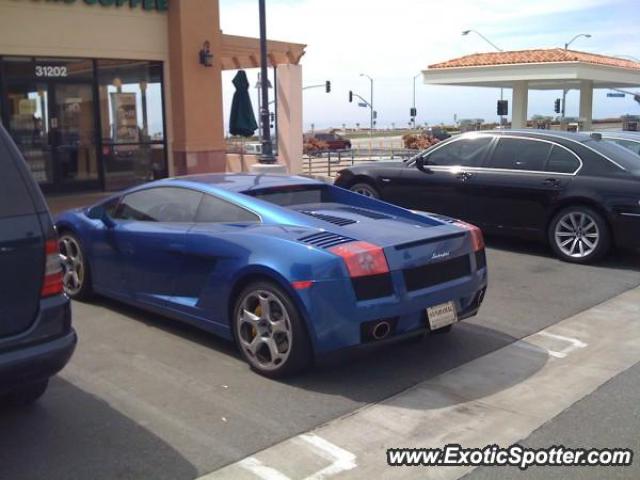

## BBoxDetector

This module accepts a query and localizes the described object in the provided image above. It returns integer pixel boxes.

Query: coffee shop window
[97,60,167,191]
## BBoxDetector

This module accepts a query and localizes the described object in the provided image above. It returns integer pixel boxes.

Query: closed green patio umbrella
[229,70,258,137]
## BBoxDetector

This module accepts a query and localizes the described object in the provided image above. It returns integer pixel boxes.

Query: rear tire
[350,182,380,199]
[6,380,48,406]
[233,281,312,378]
[548,206,610,264]
[59,232,93,300]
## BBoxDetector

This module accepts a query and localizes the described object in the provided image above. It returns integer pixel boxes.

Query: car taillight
[454,220,485,252]
[329,241,390,278]
[41,238,64,298]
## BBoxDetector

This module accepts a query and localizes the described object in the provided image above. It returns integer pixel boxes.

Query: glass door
[50,83,99,189]
[5,81,54,185]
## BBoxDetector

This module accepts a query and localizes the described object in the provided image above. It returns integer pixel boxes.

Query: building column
[276,64,303,174]
[579,80,594,131]
[511,81,529,129]
[167,0,226,175]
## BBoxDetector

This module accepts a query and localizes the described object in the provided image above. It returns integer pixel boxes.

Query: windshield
[584,139,640,171]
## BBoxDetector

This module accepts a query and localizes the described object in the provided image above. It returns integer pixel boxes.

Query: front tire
[350,182,380,199]
[548,206,610,264]
[233,281,312,378]
[59,232,93,300]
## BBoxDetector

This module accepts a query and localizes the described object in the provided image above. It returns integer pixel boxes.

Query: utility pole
[562,33,592,120]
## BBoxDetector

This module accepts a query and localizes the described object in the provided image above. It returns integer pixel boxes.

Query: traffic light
[497,100,508,116]
[410,107,417,117]
[348,90,353,103]
[554,98,561,114]
[325,81,331,93]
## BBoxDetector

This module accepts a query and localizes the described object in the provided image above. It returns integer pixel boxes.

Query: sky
[219,0,640,131]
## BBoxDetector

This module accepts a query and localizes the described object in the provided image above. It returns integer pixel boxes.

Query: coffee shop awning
[220,33,306,71]
[422,48,640,128]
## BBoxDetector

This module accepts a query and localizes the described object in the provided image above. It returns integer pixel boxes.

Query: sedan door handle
[455,171,473,181]
[543,178,561,187]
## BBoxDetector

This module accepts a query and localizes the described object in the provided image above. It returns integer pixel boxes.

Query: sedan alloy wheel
[554,211,600,259]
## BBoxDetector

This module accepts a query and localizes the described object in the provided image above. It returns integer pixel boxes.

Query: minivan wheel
[548,206,610,264]
[233,281,311,378]
[350,182,380,199]
[5,380,48,406]
[59,233,92,300]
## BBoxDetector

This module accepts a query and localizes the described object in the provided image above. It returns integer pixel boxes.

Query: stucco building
[0,0,305,194]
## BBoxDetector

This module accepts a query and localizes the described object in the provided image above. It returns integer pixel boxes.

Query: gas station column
[579,80,594,131]
[511,81,529,129]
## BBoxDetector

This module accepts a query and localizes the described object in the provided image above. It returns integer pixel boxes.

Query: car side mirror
[415,156,433,174]
[87,205,115,228]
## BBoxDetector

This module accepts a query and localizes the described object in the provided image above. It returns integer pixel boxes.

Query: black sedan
[334,130,640,264]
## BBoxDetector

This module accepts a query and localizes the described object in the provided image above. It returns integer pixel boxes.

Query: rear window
[584,139,640,171]
[249,185,328,207]
[0,132,36,218]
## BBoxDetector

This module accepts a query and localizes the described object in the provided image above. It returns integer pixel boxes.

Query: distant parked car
[56,174,486,377]
[307,132,352,151]
[0,125,76,406]
[335,130,640,264]
[425,126,451,141]
[590,131,640,156]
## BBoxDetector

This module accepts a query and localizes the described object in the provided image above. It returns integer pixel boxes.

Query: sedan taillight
[329,241,390,278]
[454,220,485,252]
[41,238,64,298]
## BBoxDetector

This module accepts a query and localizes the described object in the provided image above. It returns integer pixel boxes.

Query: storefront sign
[28,0,168,12]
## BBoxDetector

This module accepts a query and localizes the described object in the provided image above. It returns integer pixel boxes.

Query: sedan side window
[427,137,492,167]
[114,187,203,223]
[195,194,260,223]
[489,138,551,171]
[546,146,581,174]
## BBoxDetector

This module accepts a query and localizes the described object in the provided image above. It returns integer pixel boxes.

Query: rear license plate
[427,301,458,330]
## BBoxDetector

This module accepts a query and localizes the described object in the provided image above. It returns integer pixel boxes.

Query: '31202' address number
[35,66,68,78]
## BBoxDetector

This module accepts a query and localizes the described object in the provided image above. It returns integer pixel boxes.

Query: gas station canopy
[422,48,640,128]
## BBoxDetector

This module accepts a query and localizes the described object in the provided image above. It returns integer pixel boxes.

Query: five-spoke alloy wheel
[233,281,311,378]
[549,206,610,264]
[59,233,92,299]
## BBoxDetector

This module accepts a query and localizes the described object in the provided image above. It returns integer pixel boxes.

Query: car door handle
[455,171,473,181]
[543,178,561,186]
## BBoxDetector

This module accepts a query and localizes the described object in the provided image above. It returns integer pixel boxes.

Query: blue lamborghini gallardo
[56,174,488,377]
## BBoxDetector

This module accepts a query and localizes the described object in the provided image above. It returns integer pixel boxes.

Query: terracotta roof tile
[428,48,640,70]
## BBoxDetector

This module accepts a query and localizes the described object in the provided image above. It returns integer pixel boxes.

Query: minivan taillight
[454,220,485,252]
[329,241,390,278]
[41,238,64,298]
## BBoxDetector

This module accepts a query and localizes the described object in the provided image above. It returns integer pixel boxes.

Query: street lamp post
[561,33,591,119]
[360,73,374,154]
[412,72,421,129]
[258,0,275,164]
[461,30,504,122]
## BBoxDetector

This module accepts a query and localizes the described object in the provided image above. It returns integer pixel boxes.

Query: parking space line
[199,285,640,480]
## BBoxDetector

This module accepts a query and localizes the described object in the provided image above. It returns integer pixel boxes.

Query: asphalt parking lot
[1,238,639,480]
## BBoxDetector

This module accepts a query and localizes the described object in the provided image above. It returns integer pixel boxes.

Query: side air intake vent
[300,211,357,226]
[298,231,354,249]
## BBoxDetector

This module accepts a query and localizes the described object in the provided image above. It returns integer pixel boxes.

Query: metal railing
[303,148,416,178]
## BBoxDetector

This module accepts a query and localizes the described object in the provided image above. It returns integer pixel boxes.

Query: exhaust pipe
[372,321,391,340]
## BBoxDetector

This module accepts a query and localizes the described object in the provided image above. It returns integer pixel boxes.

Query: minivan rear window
[0,133,36,218]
